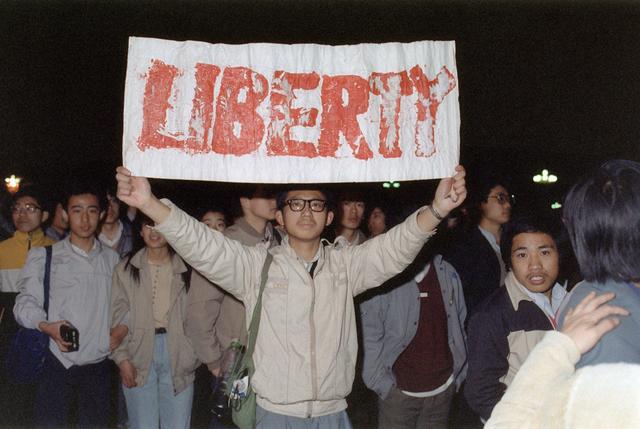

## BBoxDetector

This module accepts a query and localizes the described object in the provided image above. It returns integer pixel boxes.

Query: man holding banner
[115,165,465,426]
[118,36,464,426]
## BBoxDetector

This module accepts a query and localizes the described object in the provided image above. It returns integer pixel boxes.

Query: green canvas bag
[227,252,273,429]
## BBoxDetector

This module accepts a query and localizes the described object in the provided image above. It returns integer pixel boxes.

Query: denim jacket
[360,254,468,399]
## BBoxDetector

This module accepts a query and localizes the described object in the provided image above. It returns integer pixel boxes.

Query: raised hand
[115,166,153,210]
[432,165,467,217]
[562,292,629,355]
[115,166,171,224]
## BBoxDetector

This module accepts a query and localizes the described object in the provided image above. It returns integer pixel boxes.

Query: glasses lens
[309,200,326,212]
[287,199,304,211]
[12,204,40,213]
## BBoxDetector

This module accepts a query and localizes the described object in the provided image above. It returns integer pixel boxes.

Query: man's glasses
[285,199,327,212]
[11,204,42,214]
[487,193,513,205]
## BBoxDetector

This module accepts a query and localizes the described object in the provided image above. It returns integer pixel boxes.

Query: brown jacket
[185,218,278,371]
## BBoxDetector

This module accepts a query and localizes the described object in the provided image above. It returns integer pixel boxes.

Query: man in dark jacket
[465,216,566,422]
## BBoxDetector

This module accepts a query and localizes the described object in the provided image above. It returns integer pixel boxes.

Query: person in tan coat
[110,214,198,429]
[115,165,466,428]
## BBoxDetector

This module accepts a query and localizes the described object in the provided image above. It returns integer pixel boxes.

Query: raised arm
[115,167,264,301]
[416,165,467,233]
[349,166,467,296]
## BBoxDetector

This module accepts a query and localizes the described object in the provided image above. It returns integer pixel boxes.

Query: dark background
[1,0,639,216]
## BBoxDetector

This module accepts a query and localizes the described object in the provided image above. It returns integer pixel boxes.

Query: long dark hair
[123,212,192,290]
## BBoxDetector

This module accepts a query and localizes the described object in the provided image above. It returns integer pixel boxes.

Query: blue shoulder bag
[6,245,52,384]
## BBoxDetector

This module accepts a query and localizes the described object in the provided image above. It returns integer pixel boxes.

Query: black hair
[500,215,558,270]
[62,182,107,212]
[364,203,400,236]
[229,185,278,220]
[563,159,640,283]
[337,189,366,204]
[275,186,335,213]
[13,184,51,214]
[333,188,365,233]
[466,173,510,225]
[198,207,228,225]
[123,212,192,291]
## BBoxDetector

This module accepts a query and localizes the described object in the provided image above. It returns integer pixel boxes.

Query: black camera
[60,324,79,352]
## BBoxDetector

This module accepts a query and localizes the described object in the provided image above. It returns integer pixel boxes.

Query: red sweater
[393,265,453,392]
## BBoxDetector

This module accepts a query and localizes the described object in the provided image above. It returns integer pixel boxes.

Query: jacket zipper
[307,274,317,418]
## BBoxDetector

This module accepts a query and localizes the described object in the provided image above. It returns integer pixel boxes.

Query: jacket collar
[235,217,268,241]
[504,271,534,311]
[278,235,328,276]
[129,247,188,274]
[13,228,46,244]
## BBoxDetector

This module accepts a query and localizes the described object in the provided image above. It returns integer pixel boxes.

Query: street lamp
[382,181,400,189]
[5,175,21,194]
[533,169,558,184]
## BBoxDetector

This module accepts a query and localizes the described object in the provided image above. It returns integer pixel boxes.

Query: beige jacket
[110,249,199,394]
[155,200,433,418]
[486,331,640,428]
[185,218,278,371]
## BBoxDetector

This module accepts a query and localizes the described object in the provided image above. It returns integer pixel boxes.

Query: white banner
[123,37,460,183]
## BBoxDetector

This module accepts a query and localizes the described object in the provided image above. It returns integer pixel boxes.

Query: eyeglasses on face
[11,203,42,214]
[285,199,327,212]
[487,193,513,205]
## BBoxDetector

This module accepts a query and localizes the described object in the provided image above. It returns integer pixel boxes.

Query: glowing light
[5,175,21,194]
[533,169,558,184]
[551,202,562,210]
[382,181,400,189]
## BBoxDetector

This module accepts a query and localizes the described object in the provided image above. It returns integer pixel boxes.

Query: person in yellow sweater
[0,185,55,427]
[0,186,55,294]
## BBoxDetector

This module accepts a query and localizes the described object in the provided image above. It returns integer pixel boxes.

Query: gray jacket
[360,255,468,399]
[14,238,119,368]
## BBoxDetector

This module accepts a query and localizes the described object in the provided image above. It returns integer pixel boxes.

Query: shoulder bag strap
[43,245,52,317]
[245,252,273,357]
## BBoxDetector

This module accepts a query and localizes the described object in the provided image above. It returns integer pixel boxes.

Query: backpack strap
[245,252,273,358]
[43,245,52,317]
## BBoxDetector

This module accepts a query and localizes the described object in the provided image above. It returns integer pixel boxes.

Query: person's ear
[61,209,69,224]
[40,211,50,224]
[275,210,285,227]
[325,211,334,227]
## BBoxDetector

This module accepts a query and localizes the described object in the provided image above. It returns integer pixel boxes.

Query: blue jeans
[256,405,352,429]
[123,333,194,429]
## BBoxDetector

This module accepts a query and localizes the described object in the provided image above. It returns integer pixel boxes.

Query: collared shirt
[99,220,123,248]
[14,237,119,368]
[517,280,567,323]
[45,226,68,242]
[478,225,507,286]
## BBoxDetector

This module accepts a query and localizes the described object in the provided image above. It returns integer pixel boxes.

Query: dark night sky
[1,0,639,214]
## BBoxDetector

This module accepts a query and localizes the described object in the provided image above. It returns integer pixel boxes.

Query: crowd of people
[0,159,638,429]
